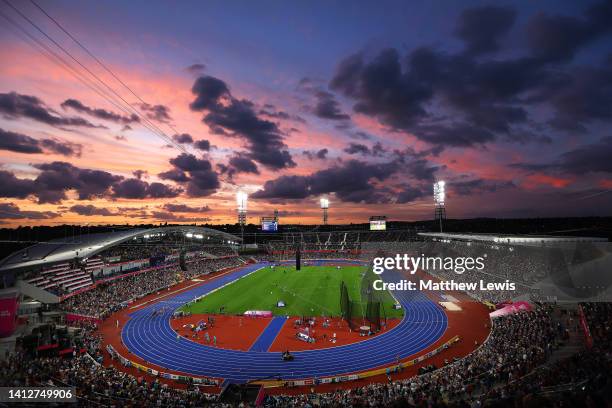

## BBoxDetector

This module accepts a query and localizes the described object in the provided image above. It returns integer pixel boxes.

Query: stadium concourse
[0,227,609,407]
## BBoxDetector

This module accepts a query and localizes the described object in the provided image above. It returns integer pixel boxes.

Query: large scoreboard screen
[261,220,278,232]
[369,216,387,231]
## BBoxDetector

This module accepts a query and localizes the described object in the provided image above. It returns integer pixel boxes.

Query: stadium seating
[27,262,94,295]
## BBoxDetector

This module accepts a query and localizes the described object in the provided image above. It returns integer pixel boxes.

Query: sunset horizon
[1,0,612,228]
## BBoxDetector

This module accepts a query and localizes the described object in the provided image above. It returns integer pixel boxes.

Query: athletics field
[179,264,404,318]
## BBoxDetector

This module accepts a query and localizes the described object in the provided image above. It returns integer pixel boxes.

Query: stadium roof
[418,232,608,244]
[0,226,241,273]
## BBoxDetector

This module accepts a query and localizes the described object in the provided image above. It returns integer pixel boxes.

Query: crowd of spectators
[202,246,238,257]
[6,241,610,407]
[264,305,610,407]
[1,336,226,407]
[263,250,362,262]
[60,256,244,318]
[99,244,181,263]
[365,240,553,304]
[99,242,236,263]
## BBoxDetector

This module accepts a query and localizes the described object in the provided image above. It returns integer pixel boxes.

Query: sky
[0,0,611,227]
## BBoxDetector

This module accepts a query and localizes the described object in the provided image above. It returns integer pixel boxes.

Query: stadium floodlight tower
[433,180,446,232]
[320,197,329,225]
[236,190,248,246]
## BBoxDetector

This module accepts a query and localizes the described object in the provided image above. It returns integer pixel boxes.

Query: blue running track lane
[121,261,448,382]
[248,316,288,352]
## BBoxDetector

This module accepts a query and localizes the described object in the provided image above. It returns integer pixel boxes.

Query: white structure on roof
[419,232,607,245]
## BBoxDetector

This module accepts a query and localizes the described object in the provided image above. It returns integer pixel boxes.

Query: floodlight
[320,197,329,225]
[236,191,248,212]
[433,180,447,233]
[433,180,446,206]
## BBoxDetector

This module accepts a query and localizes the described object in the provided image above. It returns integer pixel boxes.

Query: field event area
[179,264,404,319]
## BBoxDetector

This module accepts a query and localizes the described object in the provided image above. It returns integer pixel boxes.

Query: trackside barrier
[252,335,461,388]
[106,344,219,386]
[105,335,459,389]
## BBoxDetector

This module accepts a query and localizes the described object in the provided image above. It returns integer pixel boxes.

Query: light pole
[320,197,329,225]
[433,180,446,233]
[236,191,248,247]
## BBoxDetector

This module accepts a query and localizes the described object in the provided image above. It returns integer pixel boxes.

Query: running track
[121,262,447,382]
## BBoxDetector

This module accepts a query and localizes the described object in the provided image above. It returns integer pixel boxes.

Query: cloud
[172,133,194,144]
[112,178,182,199]
[61,98,139,124]
[194,139,211,151]
[344,143,370,156]
[526,0,612,63]
[162,203,211,213]
[0,161,181,204]
[170,133,212,151]
[190,75,295,169]
[455,6,516,55]
[0,171,38,199]
[392,148,440,181]
[0,128,42,154]
[159,153,220,197]
[328,2,612,149]
[331,49,432,130]
[0,128,83,157]
[511,136,612,175]
[302,148,328,160]
[330,47,542,145]
[0,92,104,129]
[252,175,311,200]
[186,63,206,75]
[228,154,259,174]
[218,154,259,178]
[313,90,350,120]
[546,65,612,132]
[556,136,612,174]
[40,139,82,157]
[411,123,496,147]
[158,168,190,182]
[451,179,515,196]
[396,185,429,204]
[69,204,117,216]
[138,102,172,123]
[350,131,372,140]
[33,161,123,203]
[146,182,183,198]
[253,159,400,203]
[0,202,58,220]
[260,104,306,123]
[132,169,148,179]
[344,142,386,157]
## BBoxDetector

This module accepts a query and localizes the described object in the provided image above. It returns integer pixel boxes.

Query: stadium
[0,216,610,407]
[1,0,612,406]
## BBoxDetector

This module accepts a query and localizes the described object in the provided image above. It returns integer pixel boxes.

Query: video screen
[262,220,278,232]
[370,219,386,231]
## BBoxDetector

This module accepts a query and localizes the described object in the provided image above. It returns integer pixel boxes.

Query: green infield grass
[179,265,404,318]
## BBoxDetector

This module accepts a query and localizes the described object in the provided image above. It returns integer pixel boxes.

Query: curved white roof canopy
[0,226,240,273]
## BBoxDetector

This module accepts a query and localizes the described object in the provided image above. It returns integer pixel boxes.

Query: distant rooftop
[418,232,608,244]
